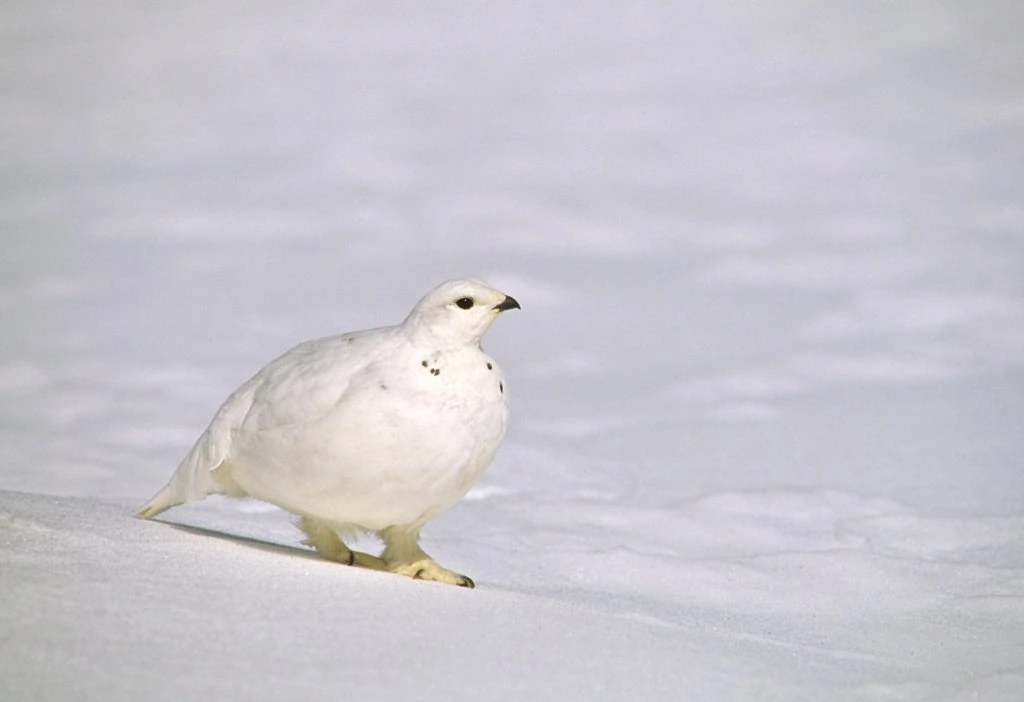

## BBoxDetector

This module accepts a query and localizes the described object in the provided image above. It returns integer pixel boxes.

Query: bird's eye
[455,297,475,310]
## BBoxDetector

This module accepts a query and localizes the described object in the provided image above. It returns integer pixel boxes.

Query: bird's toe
[392,559,474,588]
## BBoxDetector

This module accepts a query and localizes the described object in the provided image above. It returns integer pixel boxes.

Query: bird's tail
[135,427,233,519]
[136,483,182,519]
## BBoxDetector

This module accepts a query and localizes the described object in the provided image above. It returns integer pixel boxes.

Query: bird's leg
[378,526,475,588]
[296,516,386,570]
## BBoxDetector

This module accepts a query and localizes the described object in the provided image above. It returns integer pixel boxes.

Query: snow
[2,0,1024,700]
[5,491,1023,702]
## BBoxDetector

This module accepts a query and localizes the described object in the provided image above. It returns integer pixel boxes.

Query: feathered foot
[389,559,475,588]
[379,526,474,588]
[297,517,386,570]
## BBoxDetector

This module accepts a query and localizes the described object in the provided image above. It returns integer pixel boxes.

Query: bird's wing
[236,327,396,435]
[145,327,400,508]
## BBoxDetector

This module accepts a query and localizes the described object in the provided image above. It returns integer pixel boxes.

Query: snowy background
[3,1,1024,700]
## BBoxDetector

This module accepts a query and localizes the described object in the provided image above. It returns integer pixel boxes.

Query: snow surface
[2,1,1024,700]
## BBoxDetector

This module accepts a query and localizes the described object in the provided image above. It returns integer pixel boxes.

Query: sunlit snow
[2,1,1023,700]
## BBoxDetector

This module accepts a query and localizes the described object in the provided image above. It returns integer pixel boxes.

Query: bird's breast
[404,352,509,452]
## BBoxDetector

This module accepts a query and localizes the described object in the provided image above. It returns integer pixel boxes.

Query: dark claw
[413,568,426,580]
[346,551,355,566]
[458,576,475,589]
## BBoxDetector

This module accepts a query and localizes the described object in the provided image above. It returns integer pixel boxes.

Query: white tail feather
[136,483,182,519]
[135,425,234,519]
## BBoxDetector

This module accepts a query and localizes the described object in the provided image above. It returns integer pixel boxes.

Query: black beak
[494,295,521,312]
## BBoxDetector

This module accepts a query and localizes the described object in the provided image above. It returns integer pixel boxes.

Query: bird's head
[402,278,520,348]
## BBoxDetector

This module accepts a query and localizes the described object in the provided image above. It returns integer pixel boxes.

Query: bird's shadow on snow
[158,520,322,563]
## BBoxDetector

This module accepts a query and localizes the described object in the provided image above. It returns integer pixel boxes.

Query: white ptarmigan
[138,279,520,588]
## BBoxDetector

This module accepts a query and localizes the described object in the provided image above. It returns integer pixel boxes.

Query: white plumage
[138,278,520,587]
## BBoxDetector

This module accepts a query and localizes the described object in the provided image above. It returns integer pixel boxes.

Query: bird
[137,278,520,588]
